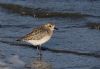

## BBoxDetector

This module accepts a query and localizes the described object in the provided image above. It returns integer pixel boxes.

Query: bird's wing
[21,28,48,40]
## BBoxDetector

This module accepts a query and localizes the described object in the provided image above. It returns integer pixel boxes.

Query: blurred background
[0,0,100,69]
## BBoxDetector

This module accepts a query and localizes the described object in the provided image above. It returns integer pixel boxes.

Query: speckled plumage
[18,23,56,46]
[22,26,52,40]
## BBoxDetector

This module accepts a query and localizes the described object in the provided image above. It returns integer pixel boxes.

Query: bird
[17,23,57,56]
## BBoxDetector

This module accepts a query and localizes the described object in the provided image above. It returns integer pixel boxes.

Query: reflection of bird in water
[31,59,52,69]
[25,57,52,69]
[17,23,57,56]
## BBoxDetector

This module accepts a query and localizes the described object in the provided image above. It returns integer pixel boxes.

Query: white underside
[24,36,51,46]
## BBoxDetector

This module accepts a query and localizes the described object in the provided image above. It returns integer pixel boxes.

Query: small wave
[0,3,100,18]
[0,39,100,58]
[0,24,31,28]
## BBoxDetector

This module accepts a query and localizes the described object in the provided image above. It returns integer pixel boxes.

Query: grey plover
[17,23,57,55]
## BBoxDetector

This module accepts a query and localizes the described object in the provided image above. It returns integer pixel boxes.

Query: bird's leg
[37,45,42,60]
[37,45,42,59]
[39,46,42,58]
[37,45,39,55]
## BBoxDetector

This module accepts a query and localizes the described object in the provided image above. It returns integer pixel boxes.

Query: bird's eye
[49,25,52,27]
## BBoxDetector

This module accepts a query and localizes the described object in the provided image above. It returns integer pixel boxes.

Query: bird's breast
[24,35,51,46]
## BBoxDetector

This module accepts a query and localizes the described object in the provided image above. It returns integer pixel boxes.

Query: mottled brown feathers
[20,25,52,40]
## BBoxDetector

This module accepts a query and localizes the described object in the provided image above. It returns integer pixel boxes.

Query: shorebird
[17,23,57,56]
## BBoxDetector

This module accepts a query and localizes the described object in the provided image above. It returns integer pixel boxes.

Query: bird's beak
[54,27,58,30]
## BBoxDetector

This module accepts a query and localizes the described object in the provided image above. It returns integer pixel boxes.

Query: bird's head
[44,23,58,31]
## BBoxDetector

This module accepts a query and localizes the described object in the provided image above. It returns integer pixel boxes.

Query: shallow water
[0,0,100,69]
